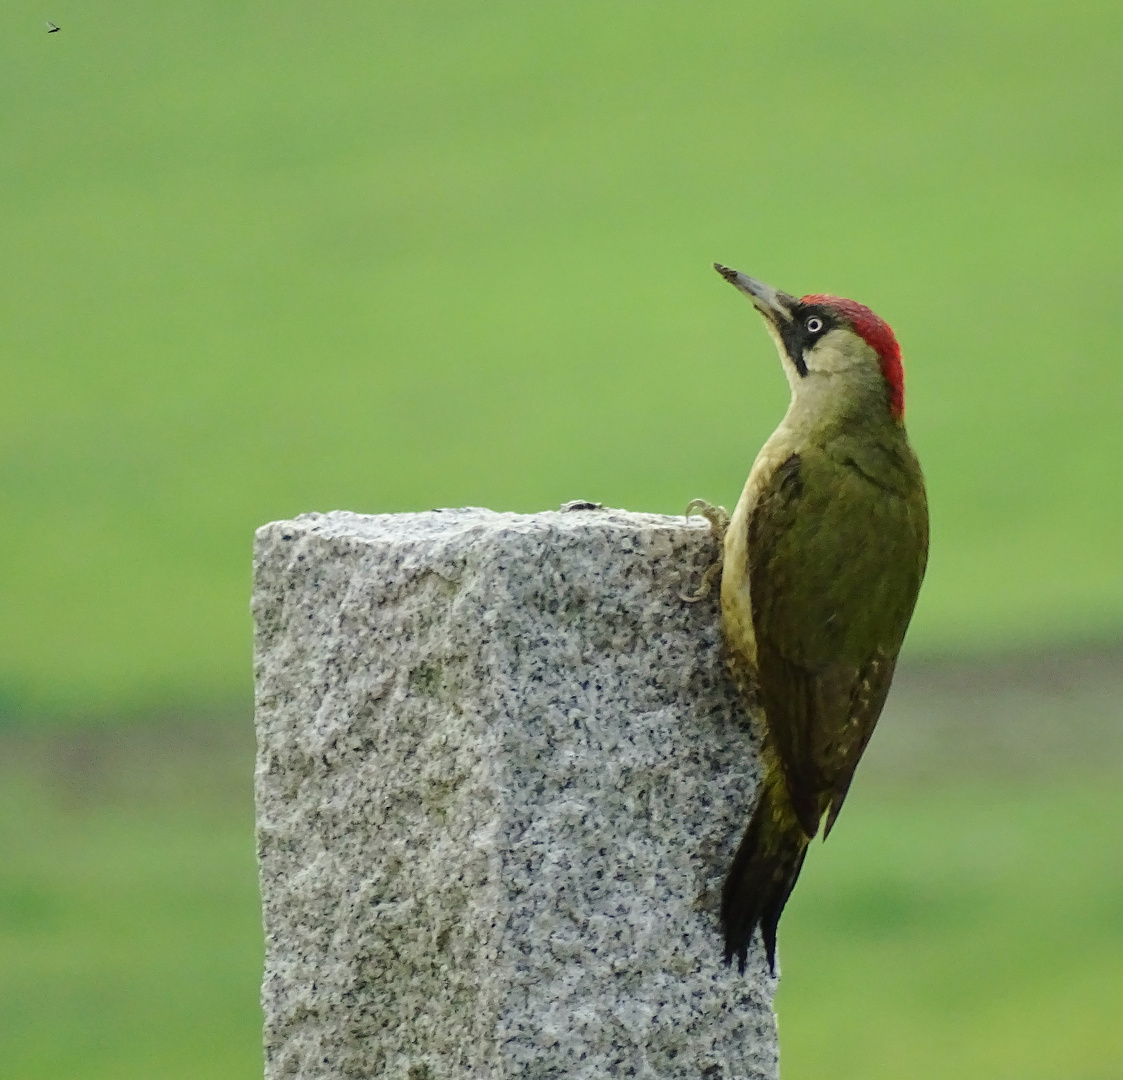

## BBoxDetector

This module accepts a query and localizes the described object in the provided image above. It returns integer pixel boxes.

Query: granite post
[252,507,778,1079]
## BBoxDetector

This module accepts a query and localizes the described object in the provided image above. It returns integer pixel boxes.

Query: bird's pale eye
[805,317,823,334]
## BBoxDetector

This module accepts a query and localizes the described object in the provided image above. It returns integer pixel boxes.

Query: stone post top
[255,504,715,548]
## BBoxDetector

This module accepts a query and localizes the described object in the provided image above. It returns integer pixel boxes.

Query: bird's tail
[721,768,810,975]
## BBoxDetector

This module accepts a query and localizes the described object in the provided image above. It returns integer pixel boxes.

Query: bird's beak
[714,264,796,327]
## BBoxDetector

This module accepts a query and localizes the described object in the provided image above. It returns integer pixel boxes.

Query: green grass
[2,716,1121,1079]
[778,778,1123,1079]
[2,1,1123,714]
[0,726,262,1080]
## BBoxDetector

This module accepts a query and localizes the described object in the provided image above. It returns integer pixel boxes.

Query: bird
[46,21,60,32]
[688,264,928,974]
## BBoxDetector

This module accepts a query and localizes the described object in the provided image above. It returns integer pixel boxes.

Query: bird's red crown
[801,294,905,420]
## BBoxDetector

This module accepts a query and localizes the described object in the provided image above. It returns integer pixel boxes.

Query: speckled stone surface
[253,507,777,1080]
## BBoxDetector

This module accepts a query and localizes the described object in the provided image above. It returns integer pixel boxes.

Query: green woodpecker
[690,264,928,974]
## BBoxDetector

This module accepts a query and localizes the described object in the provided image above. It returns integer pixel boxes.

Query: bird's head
[715,264,905,424]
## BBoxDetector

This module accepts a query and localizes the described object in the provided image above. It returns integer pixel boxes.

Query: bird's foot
[680,558,723,603]
[681,500,729,603]
[685,499,730,542]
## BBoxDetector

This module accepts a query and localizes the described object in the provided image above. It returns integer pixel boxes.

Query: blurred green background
[1,1,1120,1077]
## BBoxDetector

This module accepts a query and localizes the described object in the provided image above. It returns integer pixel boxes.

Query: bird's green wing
[747,446,927,838]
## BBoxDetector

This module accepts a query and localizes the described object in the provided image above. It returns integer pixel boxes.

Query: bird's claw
[680,554,724,604]
[681,500,728,603]
[685,499,730,543]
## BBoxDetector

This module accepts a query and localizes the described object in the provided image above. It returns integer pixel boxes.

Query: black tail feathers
[721,776,810,975]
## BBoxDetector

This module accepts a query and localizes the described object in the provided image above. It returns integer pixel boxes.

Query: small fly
[47,21,60,33]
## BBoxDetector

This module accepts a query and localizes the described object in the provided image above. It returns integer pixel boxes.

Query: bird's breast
[720,430,800,671]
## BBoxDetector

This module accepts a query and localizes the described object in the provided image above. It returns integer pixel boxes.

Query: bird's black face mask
[776,304,840,378]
